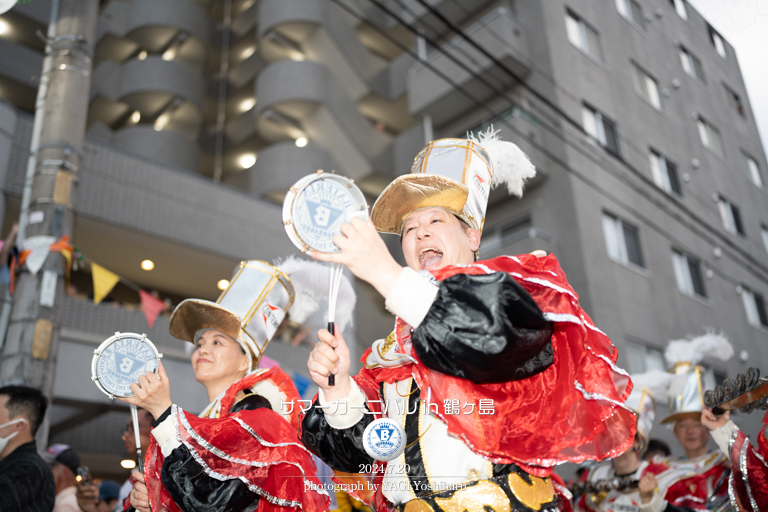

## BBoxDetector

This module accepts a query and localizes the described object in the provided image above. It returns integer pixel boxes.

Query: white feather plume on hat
[466,125,537,197]
[664,329,734,366]
[630,370,674,400]
[276,255,356,331]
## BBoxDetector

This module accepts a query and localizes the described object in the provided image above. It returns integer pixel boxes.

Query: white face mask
[0,418,25,453]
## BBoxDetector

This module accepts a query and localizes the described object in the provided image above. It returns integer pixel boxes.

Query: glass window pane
[582,106,599,139]
[622,222,644,267]
[714,33,726,58]
[756,293,768,327]
[692,55,706,83]
[747,157,763,187]
[731,204,744,234]
[616,0,629,17]
[602,117,621,156]
[566,14,582,48]
[743,289,760,326]
[650,151,665,189]
[674,0,688,19]
[672,251,690,294]
[666,159,682,195]
[680,50,692,75]
[646,75,661,109]
[688,257,706,297]
[602,214,621,261]
[761,226,768,253]
[630,0,645,27]
[584,23,603,60]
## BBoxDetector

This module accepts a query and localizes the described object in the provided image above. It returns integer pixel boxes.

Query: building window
[624,342,665,374]
[741,287,768,328]
[717,196,745,235]
[670,0,688,19]
[566,10,604,61]
[761,225,768,253]
[602,213,645,268]
[745,154,763,188]
[680,46,706,83]
[672,250,707,298]
[708,25,727,58]
[649,150,682,195]
[697,117,724,157]
[724,85,745,117]
[616,0,645,28]
[582,104,621,157]
[632,63,662,109]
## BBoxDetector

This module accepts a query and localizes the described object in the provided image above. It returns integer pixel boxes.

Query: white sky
[687,0,768,157]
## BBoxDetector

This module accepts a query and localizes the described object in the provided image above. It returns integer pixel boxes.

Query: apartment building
[0,0,765,476]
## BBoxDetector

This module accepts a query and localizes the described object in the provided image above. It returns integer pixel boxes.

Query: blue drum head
[91,333,161,399]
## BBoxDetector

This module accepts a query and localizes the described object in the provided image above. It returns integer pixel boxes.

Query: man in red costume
[305,130,636,511]
[702,408,768,512]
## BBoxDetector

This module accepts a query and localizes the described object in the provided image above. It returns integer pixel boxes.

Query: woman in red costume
[303,129,637,511]
[121,258,346,512]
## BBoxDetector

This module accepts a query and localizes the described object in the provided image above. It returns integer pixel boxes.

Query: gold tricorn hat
[371,127,536,235]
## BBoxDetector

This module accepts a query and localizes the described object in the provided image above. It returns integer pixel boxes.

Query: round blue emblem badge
[283,171,368,254]
[91,333,162,399]
[362,418,406,461]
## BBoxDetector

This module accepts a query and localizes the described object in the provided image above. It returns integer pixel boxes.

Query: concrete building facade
[0,0,766,478]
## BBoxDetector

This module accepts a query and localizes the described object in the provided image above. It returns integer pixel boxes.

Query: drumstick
[327,263,344,386]
[130,404,144,473]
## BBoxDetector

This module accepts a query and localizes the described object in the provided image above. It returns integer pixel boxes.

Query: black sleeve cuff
[151,406,172,428]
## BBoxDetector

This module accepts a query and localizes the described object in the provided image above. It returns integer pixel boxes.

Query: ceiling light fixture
[217,279,229,290]
[130,111,141,123]
[121,459,137,469]
[137,50,147,60]
[240,98,255,112]
[295,137,308,148]
[141,260,154,271]
[0,20,8,35]
[239,154,256,169]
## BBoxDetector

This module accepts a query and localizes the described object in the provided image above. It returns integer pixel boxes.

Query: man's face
[122,410,153,455]
[401,208,480,271]
[673,417,710,454]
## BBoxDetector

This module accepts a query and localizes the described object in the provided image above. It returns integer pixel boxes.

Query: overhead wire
[327,0,768,290]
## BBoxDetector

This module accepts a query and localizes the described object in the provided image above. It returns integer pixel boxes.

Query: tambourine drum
[91,332,162,399]
[283,170,368,253]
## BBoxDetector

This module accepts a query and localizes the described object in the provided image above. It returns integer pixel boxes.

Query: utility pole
[0,0,99,413]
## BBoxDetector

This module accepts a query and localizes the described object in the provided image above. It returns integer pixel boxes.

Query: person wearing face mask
[121,257,351,512]
[0,385,56,512]
[302,128,637,511]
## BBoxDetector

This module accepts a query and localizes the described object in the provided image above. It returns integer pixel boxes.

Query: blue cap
[99,480,121,501]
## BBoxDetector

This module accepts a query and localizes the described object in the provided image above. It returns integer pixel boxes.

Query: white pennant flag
[23,236,56,275]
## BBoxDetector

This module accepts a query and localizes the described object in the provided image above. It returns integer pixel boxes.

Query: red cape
[728,426,768,512]
[355,254,635,477]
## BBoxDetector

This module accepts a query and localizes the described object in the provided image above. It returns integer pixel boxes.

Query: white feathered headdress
[467,125,537,198]
[664,329,733,366]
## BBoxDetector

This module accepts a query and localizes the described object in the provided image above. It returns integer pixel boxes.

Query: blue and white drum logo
[294,179,356,253]
[363,418,406,461]
[96,338,158,397]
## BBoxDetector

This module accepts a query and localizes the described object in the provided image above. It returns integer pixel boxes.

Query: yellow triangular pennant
[91,262,120,305]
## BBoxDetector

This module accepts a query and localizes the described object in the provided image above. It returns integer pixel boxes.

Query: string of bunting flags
[13,235,166,329]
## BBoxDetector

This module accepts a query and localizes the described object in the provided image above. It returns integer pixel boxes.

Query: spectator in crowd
[77,479,122,512]
[48,444,82,512]
[0,385,56,512]
[119,408,153,503]
[0,222,18,288]
[644,439,671,460]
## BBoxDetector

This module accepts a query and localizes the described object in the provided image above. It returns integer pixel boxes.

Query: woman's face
[191,329,249,385]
